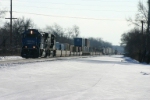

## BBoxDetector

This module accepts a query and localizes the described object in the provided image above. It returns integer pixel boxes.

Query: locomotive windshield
[25,32,37,38]
[23,30,41,38]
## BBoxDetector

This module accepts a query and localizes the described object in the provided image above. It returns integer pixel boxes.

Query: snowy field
[0,55,150,100]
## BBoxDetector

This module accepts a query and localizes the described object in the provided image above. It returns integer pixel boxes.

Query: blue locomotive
[21,29,56,58]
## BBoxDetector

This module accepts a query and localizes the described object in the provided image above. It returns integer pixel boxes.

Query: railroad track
[0,56,96,67]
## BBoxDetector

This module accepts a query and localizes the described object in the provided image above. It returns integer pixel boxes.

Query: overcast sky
[0,0,147,45]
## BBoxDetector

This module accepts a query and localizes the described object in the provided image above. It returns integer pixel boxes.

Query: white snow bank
[0,56,23,61]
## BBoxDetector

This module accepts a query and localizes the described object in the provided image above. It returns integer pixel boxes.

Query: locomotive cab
[21,29,56,58]
[21,29,41,58]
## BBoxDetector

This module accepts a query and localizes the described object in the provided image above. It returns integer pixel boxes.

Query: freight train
[21,29,114,58]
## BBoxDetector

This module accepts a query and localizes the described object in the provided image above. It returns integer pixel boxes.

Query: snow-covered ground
[0,55,150,100]
[0,56,23,61]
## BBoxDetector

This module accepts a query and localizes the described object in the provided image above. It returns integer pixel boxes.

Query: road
[0,55,150,100]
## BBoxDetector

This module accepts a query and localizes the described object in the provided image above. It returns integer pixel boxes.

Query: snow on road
[0,55,150,100]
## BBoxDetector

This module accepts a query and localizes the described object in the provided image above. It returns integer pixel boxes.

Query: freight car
[21,29,56,58]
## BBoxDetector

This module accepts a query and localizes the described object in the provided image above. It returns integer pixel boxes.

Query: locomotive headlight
[30,30,33,34]
[25,46,27,48]
[33,46,36,48]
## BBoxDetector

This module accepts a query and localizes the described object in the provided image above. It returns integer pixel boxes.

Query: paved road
[0,55,150,100]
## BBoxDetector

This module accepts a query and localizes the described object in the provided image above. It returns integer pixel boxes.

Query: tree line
[121,1,150,63]
[0,10,112,56]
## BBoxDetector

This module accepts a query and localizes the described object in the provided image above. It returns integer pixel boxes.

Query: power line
[13,11,127,21]
[1,4,137,8]
[1,5,137,12]
[0,1,138,7]
[1,0,143,3]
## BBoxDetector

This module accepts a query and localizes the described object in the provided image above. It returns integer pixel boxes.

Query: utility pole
[146,0,150,50]
[140,20,145,62]
[143,0,150,63]
[5,0,17,48]
[10,0,12,46]
[147,0,150,33]
[141,20,144,34]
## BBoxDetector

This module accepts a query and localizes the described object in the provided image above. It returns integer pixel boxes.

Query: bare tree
[0,9,6,19]
[127,1,148,29]
[125,1,150,63]
[72,25,80,37]
[67,28,73,39]
[121,28,144,61]
[88,37,112,50]
[0,17,34,48]
[13,17,34,47]
[0,6,7,48]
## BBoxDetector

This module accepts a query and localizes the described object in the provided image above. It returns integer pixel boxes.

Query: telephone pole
[143,0,150,63]
[146,0,150,47]
[147,0,150,33]
[5,0,17,47]
[140,20,144,62]
[141,20,144,34]
[145,0,150,48]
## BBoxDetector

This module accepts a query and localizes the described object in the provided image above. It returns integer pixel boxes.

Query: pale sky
[0,0,147,45]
